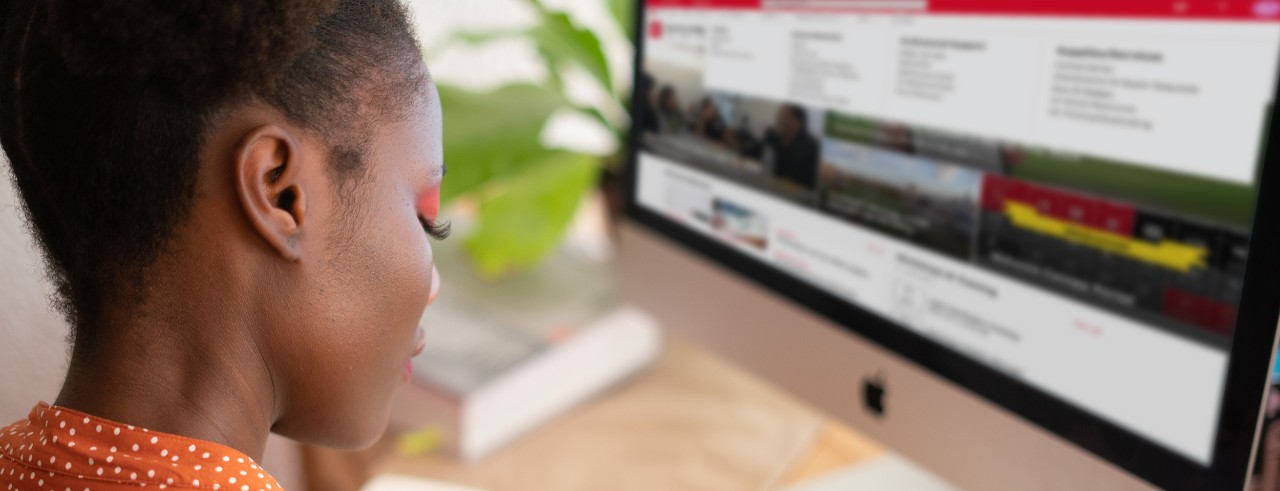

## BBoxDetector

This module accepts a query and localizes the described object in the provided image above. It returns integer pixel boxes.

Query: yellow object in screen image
[1003,201,1208,273]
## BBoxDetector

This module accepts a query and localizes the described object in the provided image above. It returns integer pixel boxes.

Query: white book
[361,475,487,491]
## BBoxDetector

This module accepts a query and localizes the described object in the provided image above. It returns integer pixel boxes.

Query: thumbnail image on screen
[640,62,1250,351]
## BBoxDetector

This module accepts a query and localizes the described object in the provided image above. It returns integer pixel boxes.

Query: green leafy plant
[430,0,633,278]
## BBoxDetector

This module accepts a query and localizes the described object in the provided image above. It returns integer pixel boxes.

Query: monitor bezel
[621,3,1280,489]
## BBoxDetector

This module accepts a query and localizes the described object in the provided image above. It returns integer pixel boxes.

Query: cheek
[390,208,435,299]
[303,204,434,435]
[367,210,434,364]
[357,213,433,355]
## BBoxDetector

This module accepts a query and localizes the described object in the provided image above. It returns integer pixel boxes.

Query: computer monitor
[618,1,1280,489]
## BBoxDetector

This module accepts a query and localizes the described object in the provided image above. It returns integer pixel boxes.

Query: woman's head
[700,97,718,118]
[658,85,678,111]
[0,0,443,448]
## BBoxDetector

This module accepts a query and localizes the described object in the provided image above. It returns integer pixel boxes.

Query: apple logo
[863,373,887,418]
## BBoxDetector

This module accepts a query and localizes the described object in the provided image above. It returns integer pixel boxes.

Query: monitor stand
[784,453,960,491]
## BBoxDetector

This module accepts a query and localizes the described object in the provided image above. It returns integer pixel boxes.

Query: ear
[233,125,308,261]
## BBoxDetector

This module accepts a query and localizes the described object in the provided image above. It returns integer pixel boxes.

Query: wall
[0,155,70,420]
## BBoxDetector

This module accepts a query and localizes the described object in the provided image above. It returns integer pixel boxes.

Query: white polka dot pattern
[0,403,283,490]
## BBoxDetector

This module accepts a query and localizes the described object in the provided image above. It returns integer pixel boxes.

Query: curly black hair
[0,0,428,348]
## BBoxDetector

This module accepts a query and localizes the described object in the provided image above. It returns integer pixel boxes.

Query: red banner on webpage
[647,0,1280,21]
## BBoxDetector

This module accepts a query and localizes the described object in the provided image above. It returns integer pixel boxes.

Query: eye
[419,216,451,241]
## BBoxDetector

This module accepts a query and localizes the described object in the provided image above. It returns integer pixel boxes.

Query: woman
[0,0,445,489]
[693,97,728,144]
[655,85,687,135]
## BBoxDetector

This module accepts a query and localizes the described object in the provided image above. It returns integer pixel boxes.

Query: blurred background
[413,0,632,278]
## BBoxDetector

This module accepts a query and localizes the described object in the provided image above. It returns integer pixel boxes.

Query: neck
[54,269,279,461]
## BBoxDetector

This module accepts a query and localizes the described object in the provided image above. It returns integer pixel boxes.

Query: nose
[428,265,441,305]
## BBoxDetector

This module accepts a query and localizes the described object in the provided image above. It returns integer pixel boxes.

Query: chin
[344,418,392,451]
[274,406,393,451]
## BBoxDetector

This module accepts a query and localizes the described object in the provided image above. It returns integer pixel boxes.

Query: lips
[402,328,427,383]
[412,328,426,357]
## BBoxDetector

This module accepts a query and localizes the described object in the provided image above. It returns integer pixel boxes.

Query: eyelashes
[419,216,451,241]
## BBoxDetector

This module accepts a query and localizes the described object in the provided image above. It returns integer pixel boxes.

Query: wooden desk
[303,336,883,491]
[778,421,885,487]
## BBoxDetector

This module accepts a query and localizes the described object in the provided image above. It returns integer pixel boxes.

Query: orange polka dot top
[0,403,283,491]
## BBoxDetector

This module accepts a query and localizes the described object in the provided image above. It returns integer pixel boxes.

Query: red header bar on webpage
[932,0,1280,20]
[647,0,1280,21]
[647,0,760,9]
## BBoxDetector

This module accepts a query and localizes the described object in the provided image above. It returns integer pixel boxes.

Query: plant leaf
[527,10,613,95]
[607,0,635,40]
[463,152,600,278]
[574,104,617,135]
[437,83,568,203]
